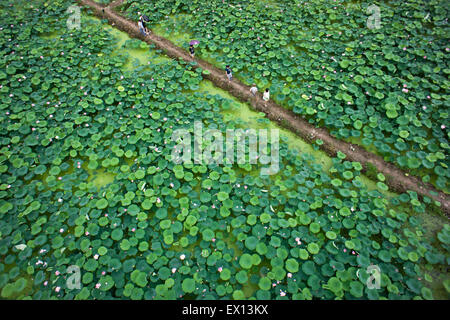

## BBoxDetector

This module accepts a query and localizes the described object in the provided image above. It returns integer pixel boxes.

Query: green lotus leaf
[235,271,248,284]
[96,199,108,210]
[232,290,245,300]
[325,231,337,240]
[217,191,229,201]
[285,258,299,273]
[220,268,231,281]
[182,278,195,293]
[202,229,214,241]
[258,277,271,291]
[245,236,258,250]
[421,287,433,300]
[307,243,320,255]
[299,249,309,260]
[239,254,253,269]
[349,281,364,298]
[260,213,271,224]
[325,277,343,294]
[83,259,99,272]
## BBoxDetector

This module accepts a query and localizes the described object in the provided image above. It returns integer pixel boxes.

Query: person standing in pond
[225,65,232,82]
[250,84,258,96]
[189,44,195,58]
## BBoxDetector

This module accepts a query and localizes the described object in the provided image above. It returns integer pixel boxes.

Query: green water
[95,18,172,70]
[89,169,116,188]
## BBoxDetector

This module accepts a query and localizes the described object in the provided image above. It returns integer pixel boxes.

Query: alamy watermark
[366,265,381,289]
[66,265,81,290]
[356,264,381,290]
[66,5,81,30]
[171,121,280,175]
[366,4,381,30]
[357,265,381,290]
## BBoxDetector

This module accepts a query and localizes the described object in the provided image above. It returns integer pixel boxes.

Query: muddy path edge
[78,0,450,215]
[107,0,124,10]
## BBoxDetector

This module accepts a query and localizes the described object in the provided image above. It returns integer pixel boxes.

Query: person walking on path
[225,65,232,82]
[189,44,195,58]
[250,84,258,96]
[263,88,270,101]
[138,14,149,36]
[263,88,270,107]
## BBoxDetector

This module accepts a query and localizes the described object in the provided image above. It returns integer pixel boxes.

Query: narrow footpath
[78,0,450,215]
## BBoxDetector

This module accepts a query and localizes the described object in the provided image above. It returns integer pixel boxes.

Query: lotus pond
[122,0,450,194]
[0,0,449,300]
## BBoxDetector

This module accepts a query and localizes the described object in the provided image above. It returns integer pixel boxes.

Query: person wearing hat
[250,84,258,96]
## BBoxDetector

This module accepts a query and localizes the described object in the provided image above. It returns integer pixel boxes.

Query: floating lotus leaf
[181,278,195,293]
[239,254,253,269]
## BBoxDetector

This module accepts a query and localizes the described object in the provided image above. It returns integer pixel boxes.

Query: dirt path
[107,0,124,10]
[78,0,450,215]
